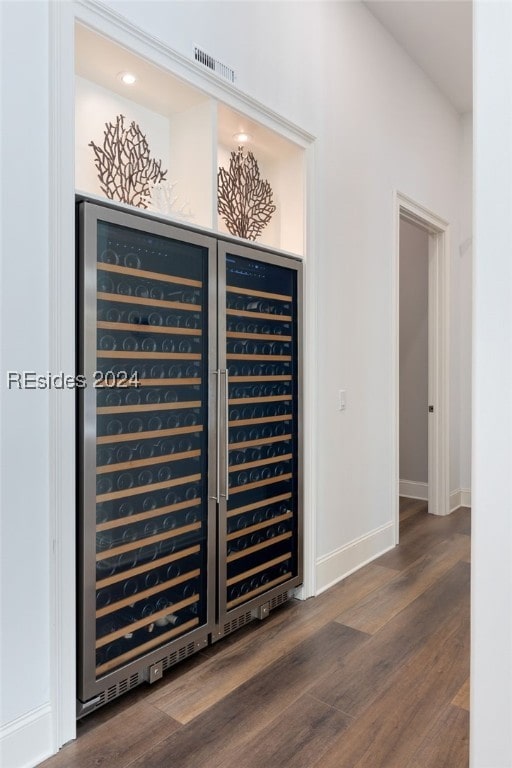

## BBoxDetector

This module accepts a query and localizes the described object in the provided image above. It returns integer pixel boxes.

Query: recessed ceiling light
[233,132,251,144]
[119,72,137,86]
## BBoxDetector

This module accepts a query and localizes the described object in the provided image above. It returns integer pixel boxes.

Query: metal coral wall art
[217,146,276,240]
[89,114,168,209]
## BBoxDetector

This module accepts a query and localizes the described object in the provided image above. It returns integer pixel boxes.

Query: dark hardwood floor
[40,499,470,768]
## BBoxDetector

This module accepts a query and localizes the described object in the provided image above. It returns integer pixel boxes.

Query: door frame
[393,192,450,542]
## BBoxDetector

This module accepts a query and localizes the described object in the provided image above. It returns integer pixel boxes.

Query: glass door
[217,242,303,626]
[77,202,217,702]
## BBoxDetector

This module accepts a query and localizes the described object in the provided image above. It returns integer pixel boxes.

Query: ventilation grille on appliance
[162,640,197,671]
[270,590,290,610]
[95,671,141,708]
[194,46,235,83]
[224,610,253,637]
[89,641,198,714]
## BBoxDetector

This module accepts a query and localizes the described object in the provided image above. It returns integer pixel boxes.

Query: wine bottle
[123,252,140,269]
[96,477,113,495]
[115,472,133,491]
[150,285,164,300]
[157,465,173,482]
[141,337,157,352]
[100,248,119,265]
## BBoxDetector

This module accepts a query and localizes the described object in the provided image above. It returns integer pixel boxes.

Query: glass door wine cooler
[215,243,302,637]
[77,199,302,715]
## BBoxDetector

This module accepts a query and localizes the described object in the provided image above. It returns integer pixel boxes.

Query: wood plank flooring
[40,498,470,768]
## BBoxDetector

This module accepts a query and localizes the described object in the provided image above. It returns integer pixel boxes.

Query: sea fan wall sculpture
[89,114,167,209]
[217,146,276,240]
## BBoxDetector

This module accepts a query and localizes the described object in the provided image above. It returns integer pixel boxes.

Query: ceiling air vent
[194,46,235,83]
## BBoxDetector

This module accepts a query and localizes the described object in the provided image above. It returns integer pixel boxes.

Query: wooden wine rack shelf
[229,433,292,450]
[136,378,201,387]
[227,511,293,540]
[227,531,292,563]
[98,291,200,313]
[226,285,291,302]
[229,473,292,495]
[228,453,292,473]
[97,497,201,533]
[229,375,291,383]
[97,448,201,476]
[227,572,291,610]
[228,414,292,428]
[98,320,202,336]
[226,491,292,519]
[96,544,201,589]
[96,471,202,504]
[96,520,201,562]
[97,351,201,360]
[227,331,292,342]
[97,424,203,446]
[227,552,291,587]
[96,595,199,649]
[98,400,202,415]
[95,617,199,677]
[98,262,202,288]
[96,568,201,619]
[226,308,292,322]
[227,354,291,362]
[229,395,292,405]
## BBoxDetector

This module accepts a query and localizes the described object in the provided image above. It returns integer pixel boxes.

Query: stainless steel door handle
[221,368,229,501]
[210,369,220,503]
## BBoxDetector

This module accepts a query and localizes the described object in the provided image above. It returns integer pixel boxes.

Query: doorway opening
[399,217,429,505]
[394,193,450,543]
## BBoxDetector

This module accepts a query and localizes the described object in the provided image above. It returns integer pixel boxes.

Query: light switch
[338,389,346,411]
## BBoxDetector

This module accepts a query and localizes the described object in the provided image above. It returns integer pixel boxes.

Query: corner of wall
[315,522,395,594]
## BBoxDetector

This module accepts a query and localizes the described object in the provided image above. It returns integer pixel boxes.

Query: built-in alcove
[75,23,305,255]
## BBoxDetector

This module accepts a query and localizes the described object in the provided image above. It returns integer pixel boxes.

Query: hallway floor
[40,498,470,768]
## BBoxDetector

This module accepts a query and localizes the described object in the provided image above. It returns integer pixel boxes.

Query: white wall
[399,218,429,487]
[471,2,512,766]
[0,2,54,766]
[0,2,474,766]
[101,0,469,577]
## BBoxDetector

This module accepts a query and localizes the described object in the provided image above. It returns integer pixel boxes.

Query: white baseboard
[0,703,54,768]
[315,521,395,595]
[450,488,472,511]
[461,488,471,507]
[399,480,428,500]
[400,482,471,511]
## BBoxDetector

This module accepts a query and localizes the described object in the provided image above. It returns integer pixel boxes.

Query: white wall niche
[75,22,215,227]
[74,23,306,252]
[217,103,305,255]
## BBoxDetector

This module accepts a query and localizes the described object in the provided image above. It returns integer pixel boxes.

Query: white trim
[394,191,450,542]
[427,225,451,516]
[315,522,395,595]
[399,480,429,500]
[392,193,401,544]
[450,488,472,511]
[48,0,77,751]
[461,488,471,508]
[0,704,53,768]
[294,145,317,601]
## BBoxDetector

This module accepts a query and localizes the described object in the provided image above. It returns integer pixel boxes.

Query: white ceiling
[364,1,473,114]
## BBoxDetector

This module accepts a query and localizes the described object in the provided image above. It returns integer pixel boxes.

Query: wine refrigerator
[77,198,302,715]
